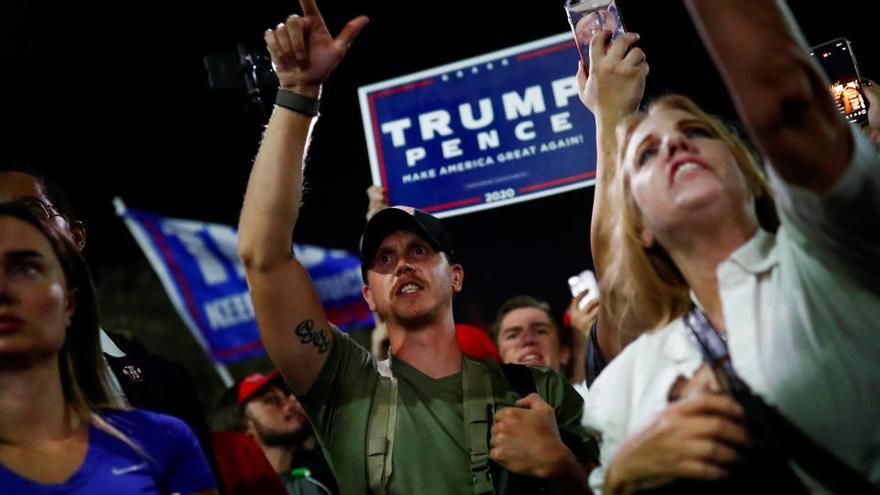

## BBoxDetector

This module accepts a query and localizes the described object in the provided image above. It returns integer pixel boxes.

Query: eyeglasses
[17,198,66,223]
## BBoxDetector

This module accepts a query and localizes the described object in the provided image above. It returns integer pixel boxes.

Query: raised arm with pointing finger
[240,5,596,493]
[237,0,368,395]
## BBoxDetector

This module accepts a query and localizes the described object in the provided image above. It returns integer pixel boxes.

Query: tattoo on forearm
[295,320,330,353]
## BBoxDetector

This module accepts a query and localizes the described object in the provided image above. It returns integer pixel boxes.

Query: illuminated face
[244,385,309,446]
[496,306,568,372]
[362,230,462,328]
[0,216,74,359]
[623,108,754,246]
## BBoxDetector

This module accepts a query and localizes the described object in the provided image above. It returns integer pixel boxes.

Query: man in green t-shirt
[237,1,594,493]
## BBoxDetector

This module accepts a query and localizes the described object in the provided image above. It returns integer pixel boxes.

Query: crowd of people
[1,0,879,493]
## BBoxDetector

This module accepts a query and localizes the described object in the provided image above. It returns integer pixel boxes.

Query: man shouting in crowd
[237,0,595,493]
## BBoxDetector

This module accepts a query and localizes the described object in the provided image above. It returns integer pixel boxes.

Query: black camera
[204,43,279,122]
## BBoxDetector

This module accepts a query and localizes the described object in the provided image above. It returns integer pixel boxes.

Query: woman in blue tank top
[0,200,217,494]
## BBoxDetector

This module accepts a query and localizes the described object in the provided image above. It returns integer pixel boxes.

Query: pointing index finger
[299,0,323,19]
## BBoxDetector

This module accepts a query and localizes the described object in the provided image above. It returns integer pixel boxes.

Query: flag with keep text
[117,202,373,364]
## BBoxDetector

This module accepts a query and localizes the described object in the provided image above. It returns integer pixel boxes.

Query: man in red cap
[237,1,594,493]
[235,371,334,495]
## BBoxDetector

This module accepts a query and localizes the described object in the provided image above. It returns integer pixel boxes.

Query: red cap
[237,370,283,405]
[455,324,502,363]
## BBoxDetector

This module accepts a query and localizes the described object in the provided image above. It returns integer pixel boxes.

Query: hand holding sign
[264,0,369,95]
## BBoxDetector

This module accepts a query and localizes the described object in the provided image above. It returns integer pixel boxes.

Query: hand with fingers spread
[490,394,588,491]
[577,30,648,121]
[603,393,749,495]
[264,0,369,96]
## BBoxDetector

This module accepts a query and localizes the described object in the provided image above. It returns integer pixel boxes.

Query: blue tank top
[0,409,215,494]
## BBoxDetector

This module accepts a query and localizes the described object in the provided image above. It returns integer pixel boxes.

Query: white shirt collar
[724,228,777,275]
[99,328,126,358]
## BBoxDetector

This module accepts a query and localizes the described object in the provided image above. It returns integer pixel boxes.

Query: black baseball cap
[359,206,455,281]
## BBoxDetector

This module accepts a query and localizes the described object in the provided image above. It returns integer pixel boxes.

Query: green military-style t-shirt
[299,327,590,494]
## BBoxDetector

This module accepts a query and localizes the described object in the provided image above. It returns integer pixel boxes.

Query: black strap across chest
[683,307,878,494]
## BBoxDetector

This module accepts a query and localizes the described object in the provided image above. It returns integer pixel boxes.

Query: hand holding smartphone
[810,38,870,127]
[565,0,626,69]
[568,269,599,311]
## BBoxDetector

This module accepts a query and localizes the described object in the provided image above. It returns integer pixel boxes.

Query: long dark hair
[0,200,110,416]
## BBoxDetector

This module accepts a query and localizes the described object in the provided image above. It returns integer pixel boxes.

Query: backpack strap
[376,358,393,378]
[367,359,398,495]
[462,357,495,495]
[367,356,497,495]
[684,307,879,494]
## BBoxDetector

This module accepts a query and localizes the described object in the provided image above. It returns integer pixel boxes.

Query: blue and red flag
[116,200,373,365]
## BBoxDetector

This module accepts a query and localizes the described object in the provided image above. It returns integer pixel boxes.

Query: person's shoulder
[524,363,568,388]
[614,319,683,366]
[211,431,264,457]
[477,357,543,390]
[100,409,206,469]
[330,323,372,358]
[479,357,568,388]
[585,320,685,416]
[476,355,503,373]
[101,408,194,440]
[621,319,683,359]
[477,355,547,375]
[493,359,581,407]
[299,323,378,402]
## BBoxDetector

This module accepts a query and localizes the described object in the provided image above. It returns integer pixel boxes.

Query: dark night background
[2,1,877,402]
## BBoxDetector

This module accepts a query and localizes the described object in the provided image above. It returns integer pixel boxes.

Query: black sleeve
[584,320,608,388]
[106,341,224,494]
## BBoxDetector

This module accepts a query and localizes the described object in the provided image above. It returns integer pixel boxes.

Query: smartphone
[565,0,627,69]
[568,269,599,310]
[810,38,869,127]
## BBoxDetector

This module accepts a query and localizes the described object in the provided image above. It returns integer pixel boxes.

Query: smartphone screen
[565,0,627,69]
[810,38,869,126]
